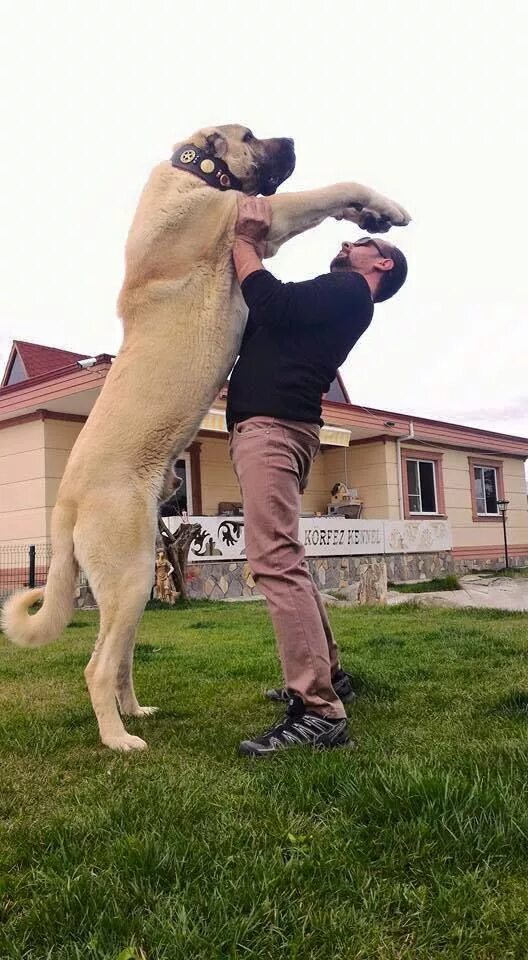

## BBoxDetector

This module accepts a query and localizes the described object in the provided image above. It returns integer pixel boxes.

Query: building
[1,340,527,599]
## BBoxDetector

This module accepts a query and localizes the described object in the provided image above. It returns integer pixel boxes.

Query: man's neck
[361,271,377,301]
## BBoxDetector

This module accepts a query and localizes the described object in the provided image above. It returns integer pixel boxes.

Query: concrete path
[387,574,528,612]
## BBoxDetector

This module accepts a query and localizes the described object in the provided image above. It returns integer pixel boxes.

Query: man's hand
[235,196,272,258]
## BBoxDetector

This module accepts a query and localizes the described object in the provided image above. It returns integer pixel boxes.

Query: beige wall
[199,436,351,516]
[200,437,241,516]
[0,417,84,545]
[43,418,85,539]
[301,448,328,514]
[0,419,47,543]
[199,436,397,518]
[322,442,397,519]
[399,441,528,549]
[442,447,527,548]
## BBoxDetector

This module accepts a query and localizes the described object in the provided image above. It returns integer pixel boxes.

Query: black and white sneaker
[264,669,356,705]
[239,698,355,758]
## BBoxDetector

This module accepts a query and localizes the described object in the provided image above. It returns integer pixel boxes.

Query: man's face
[330,238,392,274]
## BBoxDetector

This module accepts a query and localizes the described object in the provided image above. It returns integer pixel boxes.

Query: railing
[0,543,88,601]
[165,516,453,563]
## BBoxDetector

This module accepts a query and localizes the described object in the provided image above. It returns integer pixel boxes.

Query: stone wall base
[73,552,528,607]
[183,552,456,600]
[451,554,528,575]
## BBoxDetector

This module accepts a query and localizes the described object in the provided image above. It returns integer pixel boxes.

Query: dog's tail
[1,503,78,648]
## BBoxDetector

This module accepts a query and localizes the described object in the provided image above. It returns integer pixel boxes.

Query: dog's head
[180,124,296,195]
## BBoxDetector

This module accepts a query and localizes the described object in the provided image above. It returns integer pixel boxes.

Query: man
[228,197,408,757]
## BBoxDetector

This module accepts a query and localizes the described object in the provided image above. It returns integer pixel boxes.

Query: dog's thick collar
[171,144,242,192]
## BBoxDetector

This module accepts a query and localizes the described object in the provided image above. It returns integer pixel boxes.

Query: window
[5,352,27,386]
[468,457,504,522]
[473,465,498,515]
[406,459,438,514]
[160,455,193,517]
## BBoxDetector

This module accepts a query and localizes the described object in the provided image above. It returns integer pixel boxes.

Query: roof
[1,340,91,387]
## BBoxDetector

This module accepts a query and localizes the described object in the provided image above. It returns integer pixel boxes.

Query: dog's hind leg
[84,559,154,751]
[77,500,157,750]
[116,630,159,718]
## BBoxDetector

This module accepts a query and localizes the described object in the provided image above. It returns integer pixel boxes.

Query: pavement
[386,574,528,612]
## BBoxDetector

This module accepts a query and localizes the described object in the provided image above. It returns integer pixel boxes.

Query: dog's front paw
[103,733,148,752]
[340,194,411,232]
[358,208,394,234]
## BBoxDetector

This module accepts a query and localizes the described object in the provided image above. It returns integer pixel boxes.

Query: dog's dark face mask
[250,135,296,195]
[188,125,296,195]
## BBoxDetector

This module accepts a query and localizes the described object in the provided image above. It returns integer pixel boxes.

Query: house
[1,340,527,599]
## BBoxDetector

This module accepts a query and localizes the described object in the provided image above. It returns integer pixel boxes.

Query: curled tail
[1,504,78,648]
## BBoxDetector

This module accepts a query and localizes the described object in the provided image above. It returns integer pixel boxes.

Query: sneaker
[239,697,355,758]
[264,669,356,705]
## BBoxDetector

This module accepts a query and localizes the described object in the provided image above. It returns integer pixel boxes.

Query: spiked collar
[170,144,242,192]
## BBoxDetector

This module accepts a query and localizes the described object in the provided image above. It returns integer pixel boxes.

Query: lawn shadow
[350,671,398,702]
[489,689,528,718]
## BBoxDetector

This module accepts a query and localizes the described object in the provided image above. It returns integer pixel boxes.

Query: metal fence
[0,543,90,601]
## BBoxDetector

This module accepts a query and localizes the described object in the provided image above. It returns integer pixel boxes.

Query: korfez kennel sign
[166,517,451,563]
[301,519,383,555]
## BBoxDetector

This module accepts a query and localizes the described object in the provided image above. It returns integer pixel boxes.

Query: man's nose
[342,241,352,252]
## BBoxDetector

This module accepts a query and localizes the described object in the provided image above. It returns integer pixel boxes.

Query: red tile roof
[12,340,90,379]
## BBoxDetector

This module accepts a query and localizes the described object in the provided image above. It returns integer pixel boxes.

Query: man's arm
[232,196,372,334]
[232,238,265,285]
[232,196,271,284]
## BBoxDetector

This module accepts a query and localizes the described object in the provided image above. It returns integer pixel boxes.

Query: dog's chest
[196,274,248,371]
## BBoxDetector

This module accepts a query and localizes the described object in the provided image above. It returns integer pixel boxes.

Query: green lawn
[2,600,528,959]
[389,575,461,594]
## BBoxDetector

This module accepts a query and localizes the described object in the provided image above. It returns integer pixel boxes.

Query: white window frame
[474,464,499,516]
[407,458,438,515]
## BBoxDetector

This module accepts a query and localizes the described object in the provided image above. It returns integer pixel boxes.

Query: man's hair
[373,244,408,303]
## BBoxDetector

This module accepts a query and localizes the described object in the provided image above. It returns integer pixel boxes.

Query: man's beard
[330,254,351,272]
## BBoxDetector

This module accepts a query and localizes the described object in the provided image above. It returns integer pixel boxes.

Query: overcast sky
[1,0,527,440]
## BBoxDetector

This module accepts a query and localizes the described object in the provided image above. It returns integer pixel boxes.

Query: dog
[2,124,409,750]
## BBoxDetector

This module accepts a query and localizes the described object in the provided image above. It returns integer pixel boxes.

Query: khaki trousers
[229,417,344,719]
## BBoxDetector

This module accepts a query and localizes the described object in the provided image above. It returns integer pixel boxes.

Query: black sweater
[226,269,373,429]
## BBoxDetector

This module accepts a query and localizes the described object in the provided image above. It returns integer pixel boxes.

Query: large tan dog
[2,124,409,751]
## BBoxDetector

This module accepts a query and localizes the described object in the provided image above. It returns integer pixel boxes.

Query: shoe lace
[260,697,305,741]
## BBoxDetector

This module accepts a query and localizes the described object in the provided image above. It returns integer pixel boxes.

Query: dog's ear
[184,127,228,158]
[203,128,228,158]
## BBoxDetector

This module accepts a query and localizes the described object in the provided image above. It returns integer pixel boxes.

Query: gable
[3,351,27,386]
[1,340,90,388]
[325,375,349,404]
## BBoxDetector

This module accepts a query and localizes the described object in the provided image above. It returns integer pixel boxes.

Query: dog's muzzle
[258,138,296,195]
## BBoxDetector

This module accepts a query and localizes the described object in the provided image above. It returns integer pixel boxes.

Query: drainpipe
[395,421,415,520]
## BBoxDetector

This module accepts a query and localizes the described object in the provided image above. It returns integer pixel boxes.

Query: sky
[1,0,527,441]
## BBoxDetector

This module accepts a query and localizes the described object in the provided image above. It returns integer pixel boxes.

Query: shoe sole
[239,737,357,758]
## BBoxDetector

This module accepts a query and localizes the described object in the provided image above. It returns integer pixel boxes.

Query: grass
[1,600,528,958]
[389,574,461,594]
